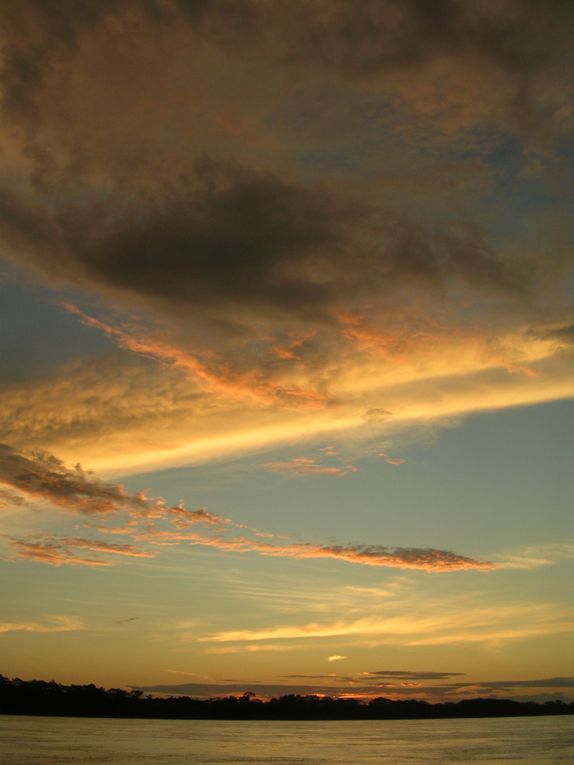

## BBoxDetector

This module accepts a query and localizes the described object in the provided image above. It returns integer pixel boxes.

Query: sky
[0,0,573,704]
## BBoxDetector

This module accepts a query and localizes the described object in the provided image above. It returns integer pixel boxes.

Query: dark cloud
[294,0,573,76]
[547,324,574,340]
[282,671,465,681]
[0,442,130,514]
[2,1,572,116]
[366,670,465,680]
[134,676,574,700]
[0,442,224,522]
[1,0,556,335]
[461,677,574,691]
[0,166,518,334]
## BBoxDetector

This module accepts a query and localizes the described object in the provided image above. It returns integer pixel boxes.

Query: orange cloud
[0,443,227,528]
[200,602,573,646]
[139,530,493,572]
[10,536,155,567]
[0,616,85,634]
[263,456,357,477]
[10,540,111,568]
[63,304,326,412]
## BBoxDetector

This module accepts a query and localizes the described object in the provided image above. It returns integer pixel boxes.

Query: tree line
[1,675,572,720]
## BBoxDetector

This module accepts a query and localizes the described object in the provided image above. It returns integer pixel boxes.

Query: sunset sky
[1,0,573,704]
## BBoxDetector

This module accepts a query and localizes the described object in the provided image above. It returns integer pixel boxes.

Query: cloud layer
[0,0,572,474]
[1,444,491,572]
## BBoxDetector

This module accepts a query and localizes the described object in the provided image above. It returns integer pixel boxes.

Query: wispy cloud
[198,601,573,647]
[383,457,406,466]
[365,671,465,680]
[140,530,493,572]
[263,456,357,477]
[0,616,84,634]
[496,542,574,569]
[9,535,156,568]
[205,644,306,655]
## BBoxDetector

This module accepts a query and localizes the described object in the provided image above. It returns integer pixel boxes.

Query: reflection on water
[1,714,573,764]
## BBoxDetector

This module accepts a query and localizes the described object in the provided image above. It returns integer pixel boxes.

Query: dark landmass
[1,675,573,721]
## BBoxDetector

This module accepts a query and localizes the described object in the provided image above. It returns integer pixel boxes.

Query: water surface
[1,714,573,764]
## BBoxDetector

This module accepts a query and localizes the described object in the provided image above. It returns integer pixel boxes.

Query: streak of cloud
[139,530,493,573]
[0,443,226,526]
[63,304,327,411]
[199,607,574,646]
[9,536,156,569]
[496,542,574,569]
[0,616,84,634]
[263,457,357,477]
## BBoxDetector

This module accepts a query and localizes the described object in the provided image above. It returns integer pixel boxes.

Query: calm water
[1,714,573,764]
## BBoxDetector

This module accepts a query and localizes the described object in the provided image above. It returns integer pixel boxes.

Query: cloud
[1,309,570,479]
[133,675,574,702]
[63,304,327,411]
[1,0,553,351]
[327,655,347,662]
[0,615,84,634]
[0,0,571,484]
[198,601,573,646]
[9,536,155,568]
[496,542,574,569]
[263,456,357,477]
[0,443,492,573]
[140,530,493,573]
[366,671,465,680]
[11,539,113,568]
[0,487,26,507]
[205,644,305,656]
[0,443,226,524]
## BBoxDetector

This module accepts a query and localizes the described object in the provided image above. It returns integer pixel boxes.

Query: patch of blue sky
[0,259,115,383]
[120,399,573,560]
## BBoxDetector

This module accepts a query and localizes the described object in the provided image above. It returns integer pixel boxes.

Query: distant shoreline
[2,675,573,721]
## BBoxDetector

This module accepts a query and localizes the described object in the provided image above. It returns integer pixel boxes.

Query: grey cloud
[461,677,574,691]
[134,676,574,700]
[367,670,465,680]
[3,1,572,111]
[282,671,465,681]
[0,167,518,333]
[0,0,547,332]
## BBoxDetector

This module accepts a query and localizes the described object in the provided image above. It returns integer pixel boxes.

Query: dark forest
[1,676,572,721]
